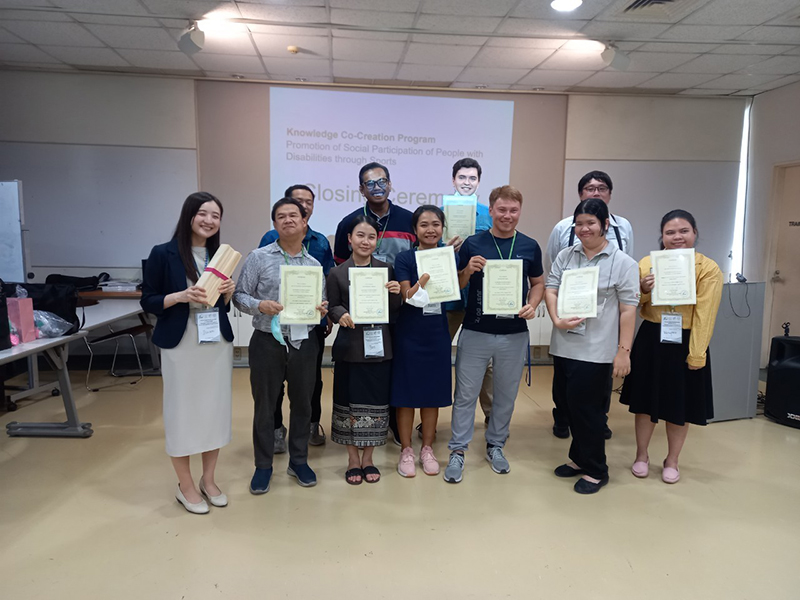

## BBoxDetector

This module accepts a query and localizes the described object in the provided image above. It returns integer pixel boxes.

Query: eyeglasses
[363,178,389,190]
[583,185,609,194]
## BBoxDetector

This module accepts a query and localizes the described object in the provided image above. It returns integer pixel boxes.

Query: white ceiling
[1,0,799,96]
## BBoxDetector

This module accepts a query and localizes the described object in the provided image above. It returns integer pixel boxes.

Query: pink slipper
[662,460,680,484]
[631,460,649,478]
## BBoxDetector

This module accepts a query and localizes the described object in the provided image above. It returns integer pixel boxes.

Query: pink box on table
[7,297,36,343]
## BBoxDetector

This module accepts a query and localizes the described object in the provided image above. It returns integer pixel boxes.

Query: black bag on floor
[0,279,11,351]
[45,272,109,292]
[2,282,82,335]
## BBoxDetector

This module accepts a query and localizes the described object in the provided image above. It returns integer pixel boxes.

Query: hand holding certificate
[349,267,389,324]
[415,245,461,303]
[443,195,477,242]
[280,265,324,324]
[482,259,523,315]
[556,266,599,319]
[651,248,696,306]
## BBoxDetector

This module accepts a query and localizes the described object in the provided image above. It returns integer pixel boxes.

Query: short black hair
[348,214,380,235]
[271,197,307,222]
[578,171,613,194]
[284,184,315,201]
[572,198,609,233]
[411,204,446,233]
[452,158,482,180]
[359,162,390,186]
[659,209,698,250]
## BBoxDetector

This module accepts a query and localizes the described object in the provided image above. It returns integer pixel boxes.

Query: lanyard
[364,205,390,250]
[490,230,516,260]
[195,248,209,276]
[277,241,307,265]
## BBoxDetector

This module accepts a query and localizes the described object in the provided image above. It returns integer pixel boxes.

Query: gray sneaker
[443,452,465,483]
[274,425,287,454]
[486,445,510,474]
[309,422,326,446]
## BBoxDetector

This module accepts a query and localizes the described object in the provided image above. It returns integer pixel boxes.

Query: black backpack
[2,281,82,335]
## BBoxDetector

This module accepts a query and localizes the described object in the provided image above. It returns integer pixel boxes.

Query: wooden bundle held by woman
[196,243,242,307]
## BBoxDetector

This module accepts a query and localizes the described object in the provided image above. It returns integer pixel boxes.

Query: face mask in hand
[271,314,286,346]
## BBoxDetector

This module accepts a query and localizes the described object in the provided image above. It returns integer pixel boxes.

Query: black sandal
[345,468,364,485]
[362,465,381,483]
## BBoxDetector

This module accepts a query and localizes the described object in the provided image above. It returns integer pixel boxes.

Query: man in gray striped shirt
[234,198,328,493]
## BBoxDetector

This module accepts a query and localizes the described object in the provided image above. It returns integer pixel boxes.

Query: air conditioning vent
[605,0,708,22]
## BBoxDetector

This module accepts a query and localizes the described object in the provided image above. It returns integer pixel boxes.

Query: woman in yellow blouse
[620,210,723,484]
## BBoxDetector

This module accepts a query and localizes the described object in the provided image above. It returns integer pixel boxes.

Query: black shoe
[554,464,585,478]
[574,475,609,494]
[604,426,613,440]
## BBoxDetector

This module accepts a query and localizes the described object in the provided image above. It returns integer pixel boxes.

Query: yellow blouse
[638,251,723,368]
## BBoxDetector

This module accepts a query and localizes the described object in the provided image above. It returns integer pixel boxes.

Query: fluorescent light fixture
[730,99,751,282]
[551,0,583,12]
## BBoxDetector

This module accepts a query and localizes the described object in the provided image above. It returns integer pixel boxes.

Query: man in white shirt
[544,171,635,440]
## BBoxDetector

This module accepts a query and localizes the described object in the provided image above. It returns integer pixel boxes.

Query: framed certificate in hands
[651,248,696,306]
[556,266,599,319]
[482,259,523,316]
[443,195,477,241]
[349,267,389,324]
[279,265,323,324]
[415,245,461,303]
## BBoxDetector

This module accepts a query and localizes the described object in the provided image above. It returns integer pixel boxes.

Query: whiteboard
[0,142,198,268]
[0,180,26,282]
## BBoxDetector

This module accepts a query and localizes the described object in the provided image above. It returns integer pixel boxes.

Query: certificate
[349,267,389,324]
[651,248,697,306]
[443,195,477,241]
[280,265,323,324]
[415,245,461,303]
[482,259,523,315]
[557,266,599,319]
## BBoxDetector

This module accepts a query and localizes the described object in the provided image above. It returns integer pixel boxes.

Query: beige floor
[1,366,798,600]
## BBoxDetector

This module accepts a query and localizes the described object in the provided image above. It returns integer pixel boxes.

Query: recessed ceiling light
[231,73,244,79]
[551,0,582,12]
[296,77,308,82]
[475,84,488,89]
[532,87,544,91]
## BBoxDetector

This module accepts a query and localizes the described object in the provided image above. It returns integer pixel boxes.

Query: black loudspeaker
[764,336,800,429]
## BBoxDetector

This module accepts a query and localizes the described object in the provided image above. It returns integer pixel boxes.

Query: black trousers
[274,324,326,427]
[552,356,613,480]
[250,329,318,469]
[552,358,612,428]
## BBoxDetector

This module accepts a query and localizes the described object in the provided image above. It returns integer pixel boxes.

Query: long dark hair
[172,192,223,283]
[659,209,697,250]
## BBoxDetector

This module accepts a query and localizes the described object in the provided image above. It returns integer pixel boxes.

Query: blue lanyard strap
[364,205,390,250]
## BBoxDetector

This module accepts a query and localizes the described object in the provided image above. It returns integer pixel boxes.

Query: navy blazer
[141,239,234,349]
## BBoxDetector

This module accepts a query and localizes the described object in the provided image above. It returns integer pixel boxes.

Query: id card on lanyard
[491,230,519,319]
[196,308,221,344]
[660,312,682,344]
[423,302,442,316]
[363,327,384,358]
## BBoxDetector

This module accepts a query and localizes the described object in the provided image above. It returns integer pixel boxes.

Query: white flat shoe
[176,484,209,514]
[199,478,228,507]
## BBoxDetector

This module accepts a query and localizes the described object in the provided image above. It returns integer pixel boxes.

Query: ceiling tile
[696,73,782,88]
[730,90,759,95]
[0,10,72,22]
[263,56,330,76]
[332,30,409,41]
[3,21,105,47]
[451,82,511,89]
[422,0,517,18]
[752,74,800,89]
[396,63,465,81]
[681,0,798,26]
[471,47,554,70]
[636,72,722,88]
[516,69,594,86]
[236,4,327,22]
[712,43,795,55]
[247,24,328,36]
[0,43,63,63]
[332,38,405,62]
[0,61,76,70]
[636,42,720,53]
[486,38,566,49]
[579,20,673,39]
[85,25,179,51]
[578,71,658,87]
[330,9,415,28]
[329,0,419,11]
[739,55,800,75]
[140,1,241,19]
[455,66,530,84]
[403,43,479,66]
[736,26,800,44]
[116,48,199,70]
[415,15,503,35]
[678,89,740,95]
[49,0,150,14]
[242,0,324,5]
[333,76,374,84]
[496,18,586,37]
[785,48,800,56]
[193,53,265,74]
[198,31,257,55]
[624,51,699,72]
[512,0,615,20]
[72,15,162,27]
[658,24,753,41]
[537,49,608,71]
[411,33,487,45]
[0,28,24,43]
[159,18,192,28]
[671,53,766,74]
[252,33,328,58]
[42,45,131,67]
[332,60,396,78]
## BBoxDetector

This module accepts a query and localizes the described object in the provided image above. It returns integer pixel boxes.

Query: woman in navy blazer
[141,192,236,515]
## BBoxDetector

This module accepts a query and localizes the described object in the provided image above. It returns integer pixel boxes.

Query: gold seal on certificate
[349,267,389,324]
[651,248,697,306]
[557,266,599,319]
[482,259,523,315]
[443,195,477,241]
[280,265,323,324]
[415,245,461,303]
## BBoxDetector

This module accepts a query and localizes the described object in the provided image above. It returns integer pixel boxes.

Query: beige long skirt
[161,315,233,457]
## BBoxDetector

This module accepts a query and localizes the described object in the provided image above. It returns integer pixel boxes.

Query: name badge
[363,328,384,358]
[496,314,516,320]
[660,313,682,344]
[290,324,309,342]
[567,320,586,336]
[196,308,220,344]
[423,302,442,316]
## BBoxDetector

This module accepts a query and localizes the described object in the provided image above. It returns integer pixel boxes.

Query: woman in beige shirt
[620,210,723,484]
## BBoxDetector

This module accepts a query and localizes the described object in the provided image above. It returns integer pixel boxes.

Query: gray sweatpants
[448,329,528,453]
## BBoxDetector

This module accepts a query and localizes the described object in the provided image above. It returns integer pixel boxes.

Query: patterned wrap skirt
[331,360,391,447]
